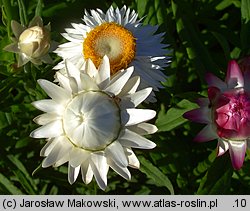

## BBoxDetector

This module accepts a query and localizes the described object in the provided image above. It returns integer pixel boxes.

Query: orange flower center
[83,22,136,75]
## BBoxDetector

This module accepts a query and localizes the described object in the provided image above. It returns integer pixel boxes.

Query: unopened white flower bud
[18,26,50,58]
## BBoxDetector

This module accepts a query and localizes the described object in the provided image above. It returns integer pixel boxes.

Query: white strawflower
[4,16,54,67]
[30,56,157,190]
[54,5,170,102]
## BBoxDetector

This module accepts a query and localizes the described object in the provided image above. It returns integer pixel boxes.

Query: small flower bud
[3,17,54,67]
[18,26,50,58]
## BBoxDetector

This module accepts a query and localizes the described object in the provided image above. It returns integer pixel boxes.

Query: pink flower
[184,60,250,170]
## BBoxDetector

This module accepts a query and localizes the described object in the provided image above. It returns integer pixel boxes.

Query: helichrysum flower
[30,56,157,190]
[4,16,53,67]
[54,5,170,102]
[184,60,250,170]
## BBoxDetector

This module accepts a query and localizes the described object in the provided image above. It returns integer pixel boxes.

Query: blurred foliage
[0,0,250,194]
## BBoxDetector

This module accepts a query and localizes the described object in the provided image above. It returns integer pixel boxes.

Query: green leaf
[0,173,23,194]
[17,0,28,25]
[240,21,250,51]
[0,78,19,102]
[241,0,250,23]
[156,99,198,132]
[172,1,220,80]
[0,111,13,130]
[7,155,38,194]
[42,2,67,17]
[35,0,44,17]
[211,32,231,60]
[134,186,151,195]
[216,0,240,10]
[1,0,18,37]
[193,150,217,176]
[0,35,15,62]
[230,47,241,59]
[135,0,167,26]
[197,154,233,194]
[139,156,174,194]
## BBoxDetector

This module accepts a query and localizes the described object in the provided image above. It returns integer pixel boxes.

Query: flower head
[184,60,250,170]
[54,5,170,102]
[4,16,53,67]
[30,56,157,190]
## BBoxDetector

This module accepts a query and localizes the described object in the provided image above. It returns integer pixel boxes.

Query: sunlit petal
[228,140,247,170]
[68,165,81,184]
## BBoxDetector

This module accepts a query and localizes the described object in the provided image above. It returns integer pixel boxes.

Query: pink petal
[226,60,244,89]
[215,113,229,128]
[214,93,230,108]
[205,72,226,90]
[183,107,211,124]
[208,87,221,102]
[238,118,250,139]
[194,124,218,142]
[228,140,246,170]
[217,127,237,140]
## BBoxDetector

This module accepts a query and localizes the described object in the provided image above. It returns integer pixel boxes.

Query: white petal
[61,32,82,42]
[118,129,156,149]
[79,73,99,91]
[118,76,140,96]
[65,60,82,91]
[126,123,158,135]
[121,108,156,126]
[121,88,152,109]
[56,71,72,92]
[104,67,133,95]
[85,59,98,78]
[217,139,229,157]
[124,148,140,168]
[81,161,93,184]
[38,79,71,103]
[105,141,128,168]
[90,10,104,25]
[69,147,90,168]
[96,55,110,89]
[30,120,63,138]
[108,159,131,180]
[68,77,79,93]
[32,100,63,114]
[90,152,109,190]
[33,113,60,125]
[53,154,69,167]
[40,138,58,157]
[68,165,81,184]
[42,137,72,167]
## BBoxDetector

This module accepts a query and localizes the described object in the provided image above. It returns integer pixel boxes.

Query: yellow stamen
[83,22,136,75]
